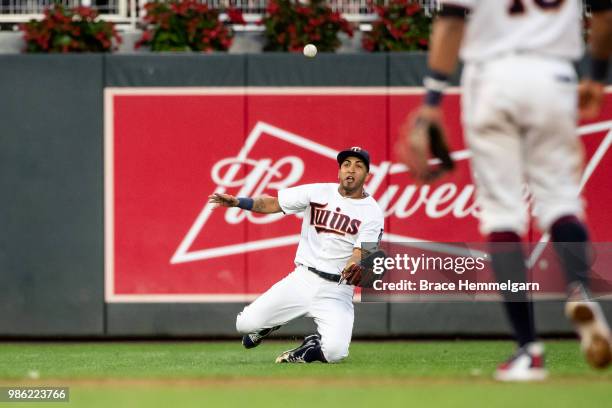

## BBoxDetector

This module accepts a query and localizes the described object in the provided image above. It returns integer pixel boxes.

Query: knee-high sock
[550,215,590,290]
[489,231,536,347]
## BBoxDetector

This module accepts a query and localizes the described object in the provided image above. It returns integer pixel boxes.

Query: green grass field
[1,340,611,407]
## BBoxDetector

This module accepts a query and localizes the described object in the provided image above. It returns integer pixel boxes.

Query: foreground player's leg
[551,215,612,369]
[520,69,612,369]
[460,61,546,379]
[489,232,537,347]
[565,286,612,369]
[494,342,547,382]
[489,232,547,382]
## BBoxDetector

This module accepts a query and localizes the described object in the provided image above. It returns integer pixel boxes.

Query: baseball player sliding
[398,0,612,381]
[209,147,384,363]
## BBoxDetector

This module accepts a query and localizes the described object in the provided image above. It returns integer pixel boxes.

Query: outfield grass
[0,340,611,407]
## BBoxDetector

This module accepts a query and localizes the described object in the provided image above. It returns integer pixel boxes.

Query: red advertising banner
[104,87,612,302]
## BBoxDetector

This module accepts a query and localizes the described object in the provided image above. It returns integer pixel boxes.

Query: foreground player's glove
[397,112,455,182]
[341,250,387,288]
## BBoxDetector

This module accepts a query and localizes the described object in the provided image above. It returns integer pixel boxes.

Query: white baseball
[303,44,317,58]
[27,370,40,379]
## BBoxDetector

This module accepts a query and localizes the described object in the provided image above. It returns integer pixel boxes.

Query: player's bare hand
[208,192,239,208]
[395,106,445,183]
[578,79,605,120]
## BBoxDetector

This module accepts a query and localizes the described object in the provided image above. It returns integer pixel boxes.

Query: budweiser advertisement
[104,87,612,302]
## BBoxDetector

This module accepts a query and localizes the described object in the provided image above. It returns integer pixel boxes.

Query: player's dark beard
[340,175,365,196]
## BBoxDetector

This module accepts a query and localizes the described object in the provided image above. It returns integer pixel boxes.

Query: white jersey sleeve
[355,207,384,250]
[277,183,317,215]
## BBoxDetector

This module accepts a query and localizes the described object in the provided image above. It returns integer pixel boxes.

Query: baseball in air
[303,44,317,58]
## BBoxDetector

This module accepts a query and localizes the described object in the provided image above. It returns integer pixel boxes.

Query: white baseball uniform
[235,183,384,362]
[440,0,587,235]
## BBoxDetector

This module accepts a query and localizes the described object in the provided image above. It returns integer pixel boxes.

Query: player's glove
[397,110,455,183]
[341,263,365,286]
[341,250,387,288]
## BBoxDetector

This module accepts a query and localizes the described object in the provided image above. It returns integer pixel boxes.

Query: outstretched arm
[208,193,283,214]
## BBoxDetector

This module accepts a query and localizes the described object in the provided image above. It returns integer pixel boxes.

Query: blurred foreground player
[398,0,612,381]
[209,147,384,363]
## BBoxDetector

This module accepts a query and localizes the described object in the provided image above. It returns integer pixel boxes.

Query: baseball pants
[236,265,355,363]
[461,54,585,235]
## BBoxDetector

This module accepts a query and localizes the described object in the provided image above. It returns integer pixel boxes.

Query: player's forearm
[251,195,282,214]
[234,195,282,214]
[421,15,465,107]
[428,17,465,76]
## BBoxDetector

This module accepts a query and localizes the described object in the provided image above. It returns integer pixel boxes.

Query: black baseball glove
[412,117,454,182]
[398,114,455,183]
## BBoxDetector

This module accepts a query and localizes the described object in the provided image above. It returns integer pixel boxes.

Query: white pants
[462,54,584,235]
[236,265,355,363]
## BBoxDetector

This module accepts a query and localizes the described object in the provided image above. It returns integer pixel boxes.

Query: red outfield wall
[105,88,612,302]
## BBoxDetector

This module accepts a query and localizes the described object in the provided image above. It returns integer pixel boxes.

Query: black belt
[307,267,341,283]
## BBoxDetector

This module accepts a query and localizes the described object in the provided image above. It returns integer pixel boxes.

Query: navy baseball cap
[337,147,370,172]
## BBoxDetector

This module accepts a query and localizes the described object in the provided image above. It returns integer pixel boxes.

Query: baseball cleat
[565,296,612,369]
[275,334,321,363]
[494,342,548,382]
[242,325,281,349]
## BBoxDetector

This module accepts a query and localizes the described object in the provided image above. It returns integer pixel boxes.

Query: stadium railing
[0,0,440,31]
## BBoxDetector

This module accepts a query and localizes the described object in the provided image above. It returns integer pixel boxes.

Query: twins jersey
[278,183,384,275]
[440,0,584,62]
